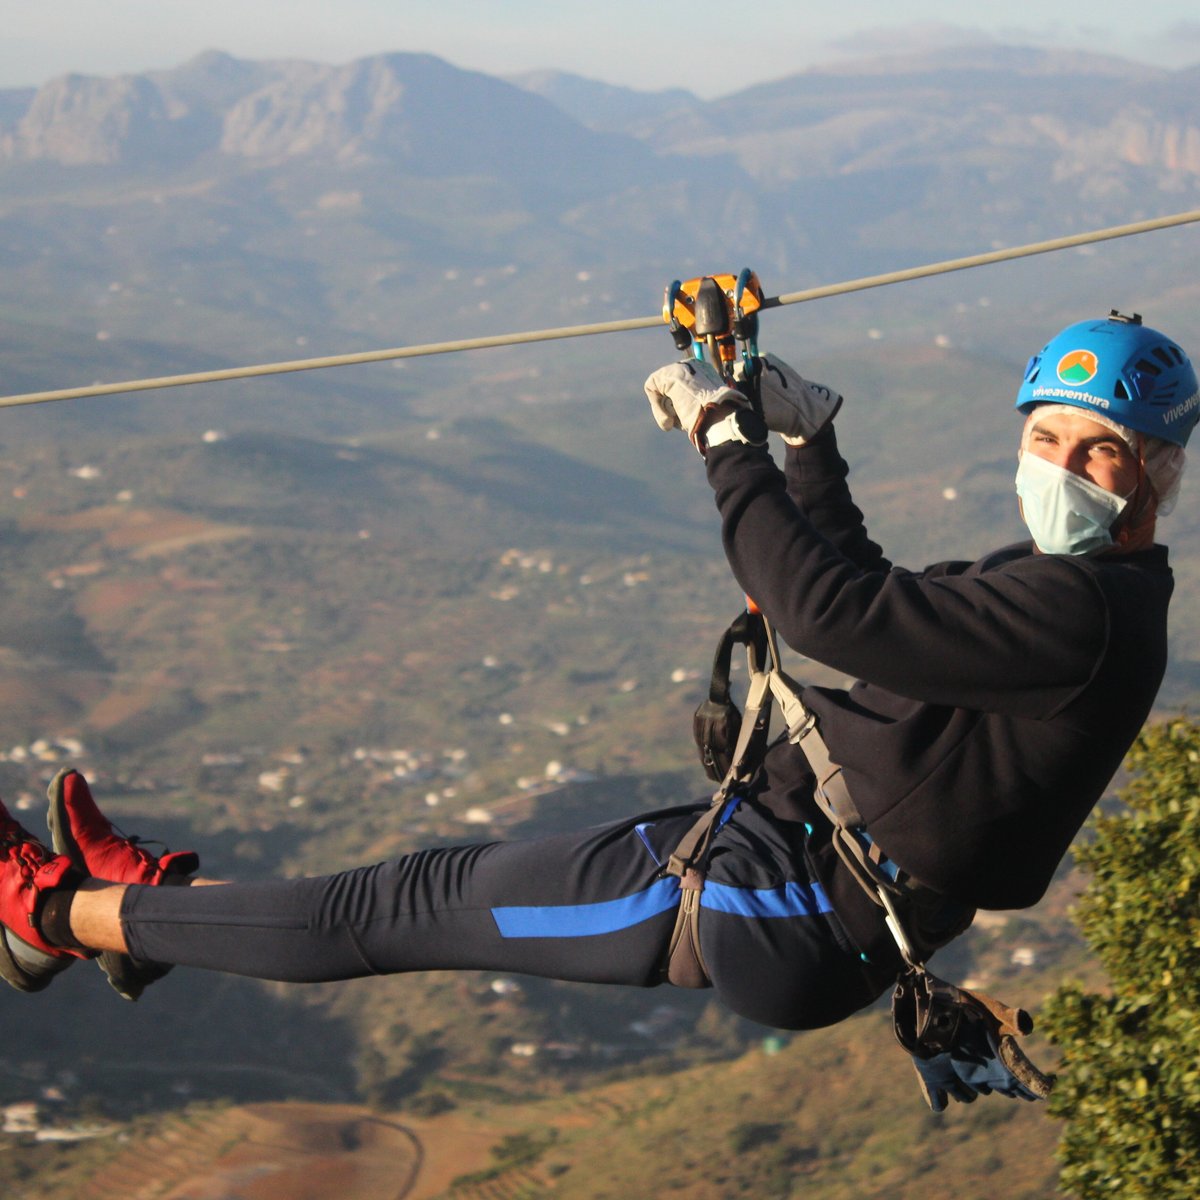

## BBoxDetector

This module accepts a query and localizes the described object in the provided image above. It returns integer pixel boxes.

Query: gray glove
[644,360,743,446]
[738,354,843,445]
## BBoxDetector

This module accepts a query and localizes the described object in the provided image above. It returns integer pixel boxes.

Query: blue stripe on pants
[491,876,682,938]
[490,875,832,938]
[700,879,832,919]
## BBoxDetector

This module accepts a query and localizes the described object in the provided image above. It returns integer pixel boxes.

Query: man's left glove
[644,360,743,447]
[892,968,1056,1113]
[735,354,843,445]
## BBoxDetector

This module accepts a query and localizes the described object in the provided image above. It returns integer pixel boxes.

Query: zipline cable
[3,207,1199,411]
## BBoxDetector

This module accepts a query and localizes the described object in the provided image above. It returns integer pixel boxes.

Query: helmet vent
[1114,380,1130,400]
[1134,357,1162,377]
[1153,347,1177,370]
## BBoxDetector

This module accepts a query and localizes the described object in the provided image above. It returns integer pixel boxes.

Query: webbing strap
[781,706,904,907]
[717,669,772,795]
[665,868,710,989]
[782,698,863,829]
[706,610,759,706]
[727,613,930,963]
[665,801,731,881]
[661,619,775,988]
[765,650,920,950]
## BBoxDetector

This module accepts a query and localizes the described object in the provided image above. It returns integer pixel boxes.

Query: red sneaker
[0,797,84,992]
[47,769,198,1001]
[47,769,198,886]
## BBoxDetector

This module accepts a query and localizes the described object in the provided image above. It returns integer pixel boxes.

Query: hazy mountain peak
[150,48,277,103]
[5,71,173,165]
[0,49,643,174]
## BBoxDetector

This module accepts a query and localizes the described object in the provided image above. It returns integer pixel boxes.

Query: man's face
[1022,409,1140,497]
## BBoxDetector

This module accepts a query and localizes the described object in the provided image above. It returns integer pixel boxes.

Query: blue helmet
[1015,312,1199,447]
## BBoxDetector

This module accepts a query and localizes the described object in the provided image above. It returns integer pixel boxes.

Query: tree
[1040,717,1200,1198]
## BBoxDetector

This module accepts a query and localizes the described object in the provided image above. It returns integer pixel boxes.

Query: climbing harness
[3,208,1199,410]
[666,599,1055,1103]
[665,598,973,983]
[656,275,1054,1105]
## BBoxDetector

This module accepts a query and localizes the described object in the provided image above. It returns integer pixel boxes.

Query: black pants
[121,802,888,1030]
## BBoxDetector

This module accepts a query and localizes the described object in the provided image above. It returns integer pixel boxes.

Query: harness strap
[783,688,974,967]
[665,868,710,988]
[661,625,776,988]
[662,612,1038,1098]
[715,668,771,794]
[665,798,733,881]
[662,791,741,987]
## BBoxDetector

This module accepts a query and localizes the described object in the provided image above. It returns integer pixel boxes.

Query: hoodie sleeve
[706,438,1107,715]
[780,427,891,572]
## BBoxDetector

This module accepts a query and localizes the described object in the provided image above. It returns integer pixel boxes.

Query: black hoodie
[705,425,1172,912]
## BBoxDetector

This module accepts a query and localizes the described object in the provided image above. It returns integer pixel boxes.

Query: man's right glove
[644,360,743,448]
[892,968,1056,1113]
[737,354,843,445]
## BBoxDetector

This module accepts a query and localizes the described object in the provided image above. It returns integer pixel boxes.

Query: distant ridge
[0,50,657,185]
[1,42,1198,419]
[3,44,1196,178]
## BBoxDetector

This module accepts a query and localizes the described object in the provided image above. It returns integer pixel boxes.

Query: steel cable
[3,208,1198,410]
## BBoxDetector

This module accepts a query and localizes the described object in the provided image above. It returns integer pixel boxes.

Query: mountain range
[7,45,1198,187]
[1,42,1199,427]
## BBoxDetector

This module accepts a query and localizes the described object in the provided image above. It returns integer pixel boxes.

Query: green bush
[1042,717,1200,1197]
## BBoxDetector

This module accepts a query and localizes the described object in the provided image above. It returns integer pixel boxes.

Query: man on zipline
[0,313,1193,1104]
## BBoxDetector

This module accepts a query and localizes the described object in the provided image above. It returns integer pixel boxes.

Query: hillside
[12,1009,1066,1200]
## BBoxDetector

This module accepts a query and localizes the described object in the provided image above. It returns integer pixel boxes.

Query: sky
[3,1,1200,96]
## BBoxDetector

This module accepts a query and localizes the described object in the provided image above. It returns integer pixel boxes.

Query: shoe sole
[46,768,163,1002]
[0,930,46,992]
[45,769,84,875]
[0,929,72,993]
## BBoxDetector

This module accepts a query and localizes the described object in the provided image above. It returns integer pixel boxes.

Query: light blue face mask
[1015,452,1128,555]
